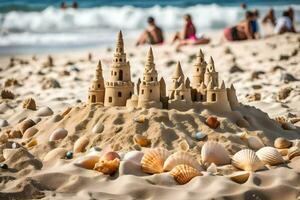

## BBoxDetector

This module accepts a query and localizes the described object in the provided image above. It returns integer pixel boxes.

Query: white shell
[0,119,8,127]
[37,106,53,117]
[232,149,264,172]
[49,128,68,141]
[92,122,104,134]
[163,151,202,172]
[287,146,300,160]
[73,136,89,153]
[247,136,264,150]
[201,141,231,166]
[256,146,284,166]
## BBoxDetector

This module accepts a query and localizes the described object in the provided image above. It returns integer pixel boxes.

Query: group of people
[60,1,78,10]
[136,6,297,46]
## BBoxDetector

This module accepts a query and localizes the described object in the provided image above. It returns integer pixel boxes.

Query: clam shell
[201,141,231,166]
[94,158,120,175]
[163,151,202,172]
[231,149,264,171]
[73,136,89,153]
[170,164,202,185]
[256,147,284,166]
[227,171,250,184]
[23,127,38,139]
[247,136,264,150]
[43,148,67,162]
[92,122,104,134]
[37,106,53,117]
[19,119,36,134]
[274,137,292,149]
[287,147,300,160]
[75,155,100,169]
[141,148,170,174]
[49,128,68,141]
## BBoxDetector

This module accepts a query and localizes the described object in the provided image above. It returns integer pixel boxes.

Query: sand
[0,32,300,200]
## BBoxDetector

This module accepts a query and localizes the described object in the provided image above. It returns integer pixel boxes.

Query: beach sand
[0,32,300,200]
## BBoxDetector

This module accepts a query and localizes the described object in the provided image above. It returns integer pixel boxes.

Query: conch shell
[201,141,230,166]
[141,148,170,174]
[170,164,202,185]
[231,149,264,171]
[163,151,202,172]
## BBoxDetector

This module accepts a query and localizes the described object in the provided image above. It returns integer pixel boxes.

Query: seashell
[163,151,202,172]
[43,148,68,162]
[9,130,22,138]
[133,134,150,147]
[287,147,300,160]
[123,151,144,165]
[227,171,250,184]
[92,122,104,134]
[247,136,264,150]
[231,149,264,171]
[205,116,220,129]
[73,136,89,153]
[1,89,15,99]
[170,164,202,185]
[18,119,36,134]
[201,141,231,166]
[61,107,72,117]
[22,98,36,110]
[75,155,100,169]
[101,151,121,162]
[23,127,38,139]
[206,163,218,174]
[50,114,63,122]
[256,147,284,166]
[37,106,53,117]
[141,148,170,174]
[281,122,296,130]
[0,119,9,127]
[277,148,288,156]
[49,128,68,141]
[94,158,120,175]
[26,139,38,148]
[194,132,207,141]
[32,117,41,124]
[274,137,292,149]
[134,115,146,123]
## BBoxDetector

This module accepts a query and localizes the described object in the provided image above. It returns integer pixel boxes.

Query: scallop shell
[73,136,89,153]
[141,148,170,174]
[49,128,68,141]
[170,164,202,185]
[232,149,264,171]
[256,147,284,166]
[75,155,100,169]
[43,148,68,162]
[19,119,36,134]
[201,141,231,166]
[274,137,292,149]
[287,147,300,160]
[247,136,264,150]
[23,127,38,139]
[94,158,120,175]
[227,171,250,184]
[22,98,36,110]
[163,151,202,172]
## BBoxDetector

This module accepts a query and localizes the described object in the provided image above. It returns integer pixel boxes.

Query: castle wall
[104,84,134,106]
[138,82,161,108]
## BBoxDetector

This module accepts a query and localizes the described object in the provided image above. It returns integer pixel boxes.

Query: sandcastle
[88,31,239,112]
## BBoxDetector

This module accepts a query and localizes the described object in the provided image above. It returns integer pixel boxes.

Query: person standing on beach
[136,17,164,46]
[171,14,210,46]
[262,8,276,27]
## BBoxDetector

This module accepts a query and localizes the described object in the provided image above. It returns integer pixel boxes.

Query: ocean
[0,0,299,54]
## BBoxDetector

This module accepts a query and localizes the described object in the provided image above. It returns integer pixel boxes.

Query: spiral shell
[201,141,231,166]
[274,137,292,149]
[227,171,250,184]
[140,148,170,174]
[164,151,202,172]
[287,147,300,160]
[247,136,264,150]
[232,149,264,171]
[73,136,89,153]
[256,147,284,166]
[170,164,202,185]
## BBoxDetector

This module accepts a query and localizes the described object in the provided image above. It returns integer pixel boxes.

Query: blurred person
[171,14,210,46]
[287,7,294,23]
[274,10,296,34]
[251,9,260,38]
[60,1,67,10]
[136,17,164,46]
[72,1,78,9]
[240,3,247,10]
[262,8,276,26]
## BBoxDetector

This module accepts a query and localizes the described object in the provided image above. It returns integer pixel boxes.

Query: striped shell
[247,136,264,150]
[256,147,284,166]
[287,147,300,160]
[201,141,231,166]
[163,151,202,172]
[274,137,292,149]
[227,171,250,184]
[170,164,202,185]
[231,149,264,172]
[141,148,170,174]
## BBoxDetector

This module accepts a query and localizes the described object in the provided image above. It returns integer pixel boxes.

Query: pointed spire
[220,80,225,89]
[147,46,154,63]
[172,61,184,79]
[115,30,124,53]
[185,78,190,88]
[97,60,102,71]
[196,49,204,63]
[230,83,235,90]
[207,56,216,72]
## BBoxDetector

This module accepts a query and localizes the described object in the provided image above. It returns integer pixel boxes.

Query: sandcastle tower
[104,31,134,106]
[88,60,105,104]
[137,47,163,108]
[204,57,218,88]
[227,84,239,110]
[168,62,192,110]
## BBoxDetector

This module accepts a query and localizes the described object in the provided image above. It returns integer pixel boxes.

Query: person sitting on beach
[171,14,210,46]
[262,8,276,27]
[60,1,67,10]
[136,17,164,46]
[274,10,296,34]
[287,7,294,23]
[223,11,256,41]
[72,1,78,9]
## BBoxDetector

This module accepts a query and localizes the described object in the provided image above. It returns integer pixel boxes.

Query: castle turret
[191,49,207,88]
[104,31,134,106]
[204,56,218,88]
[88,60,105,104]
[137,47,162,108]
[226,84,239,110]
